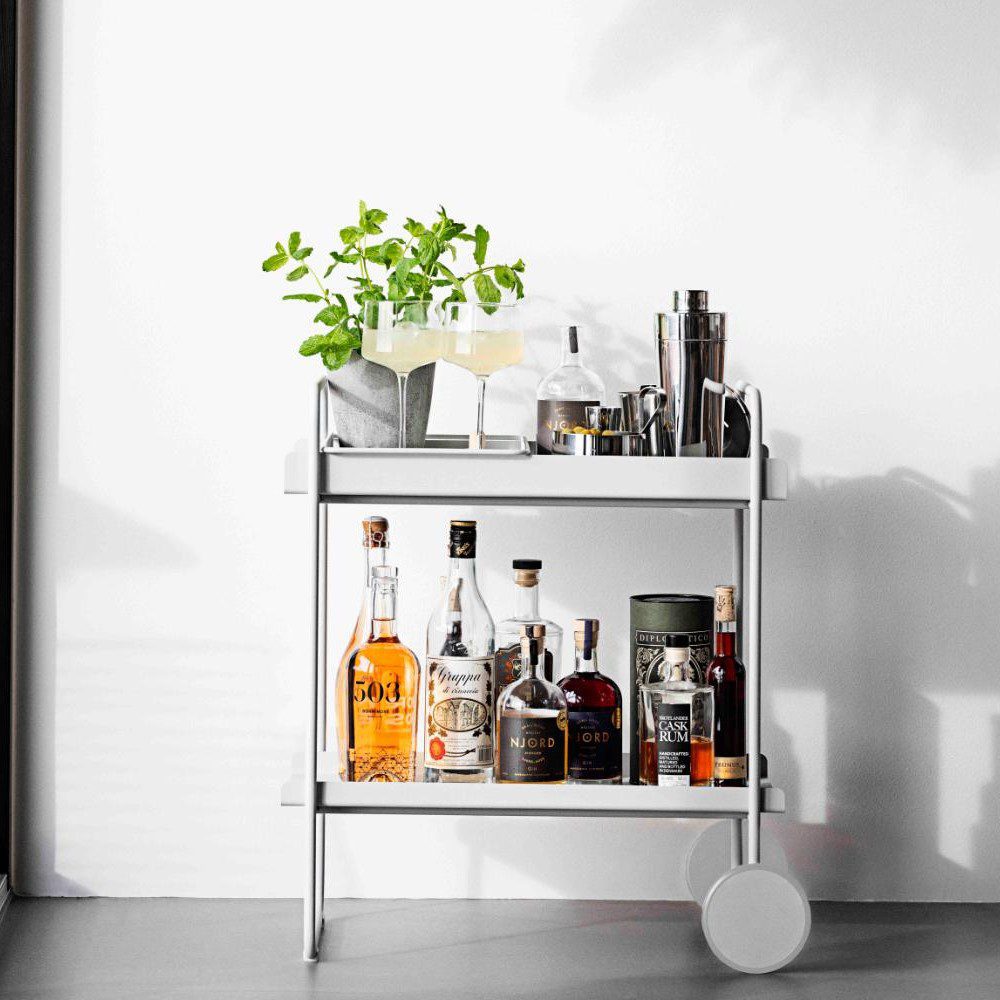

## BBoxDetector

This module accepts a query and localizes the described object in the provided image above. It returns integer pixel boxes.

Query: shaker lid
[673,290,709,311]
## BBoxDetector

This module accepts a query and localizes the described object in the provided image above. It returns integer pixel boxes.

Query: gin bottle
[558,619,622,784]
[424,520,495,782]
[496,625,568,783]
[495,559,562,693]
[639,638,714,787]
[333,516,389,779]
[536,325,605,453]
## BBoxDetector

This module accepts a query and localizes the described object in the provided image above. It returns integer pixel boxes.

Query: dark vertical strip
[0,0,17,881]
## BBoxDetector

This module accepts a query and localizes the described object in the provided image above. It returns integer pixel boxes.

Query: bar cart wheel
[701,865,811,974]
[685,818,788,905]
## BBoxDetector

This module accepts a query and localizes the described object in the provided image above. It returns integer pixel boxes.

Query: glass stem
[474,375,488,449]
[397,372,409,449]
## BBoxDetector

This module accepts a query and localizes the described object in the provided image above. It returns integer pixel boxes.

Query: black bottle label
[497,712,568,782]
[537,399,600,454]
[567,707,622,780]
[655,703,691,786]
[494,643,554,695]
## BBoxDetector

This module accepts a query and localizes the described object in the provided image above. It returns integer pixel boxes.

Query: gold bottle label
[425,656,493,769]
[714,755,747,780]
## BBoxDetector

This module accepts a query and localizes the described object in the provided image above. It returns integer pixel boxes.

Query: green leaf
[362,207,388,235]
[441,221,466,241]
[314,304,348,326]
[288,231,301,254]
[321,342,354,371]
[262,252,288,272]
[434,261,463,288]
[494,265,516,290]
[404,218,427,237]
[298,334,328,356]
[381,241,404,266]
[511,258,525,272]
[275,242,286,254]
[285,265,309,281]
[417,233,441,269]
[323,264,335,278]
[282,293,323,302]
[339,226,363,245]
[473,224,489,267]
[473,272,501,304]
[291,246,313,261]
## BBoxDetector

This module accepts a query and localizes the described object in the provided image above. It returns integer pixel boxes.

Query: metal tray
[323,432,531,457]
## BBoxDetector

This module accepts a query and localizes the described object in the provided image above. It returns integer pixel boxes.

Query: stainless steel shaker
[656,290,726,457]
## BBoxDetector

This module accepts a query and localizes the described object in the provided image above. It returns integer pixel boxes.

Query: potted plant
[263,202,525,447]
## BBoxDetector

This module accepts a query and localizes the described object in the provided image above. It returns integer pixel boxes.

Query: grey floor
[0,897,997,1000]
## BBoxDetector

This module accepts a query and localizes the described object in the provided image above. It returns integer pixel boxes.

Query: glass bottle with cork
[706,585,747,786]
[558,619,622,784]
[343,566,420,782]
[496,624,569,783]
[639,637,714,786]
[333,515,390,779]
[495,559,562,694]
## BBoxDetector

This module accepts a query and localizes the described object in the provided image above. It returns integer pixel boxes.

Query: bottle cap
[448,520,477,559]
[573,618,600,657]
[513,559,542,570]
[566,325,580,354]
[714,585,736,622]
[362,516,389,548]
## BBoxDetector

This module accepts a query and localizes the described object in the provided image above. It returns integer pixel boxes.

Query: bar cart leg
[303,384,327,963]
[732,509,744,660]
[729,819,744,868]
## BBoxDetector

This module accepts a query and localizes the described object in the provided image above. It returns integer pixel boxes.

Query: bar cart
[282,379,811,975]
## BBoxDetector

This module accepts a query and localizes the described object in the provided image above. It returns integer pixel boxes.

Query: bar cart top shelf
[309,450,787,507]
[281,752,786,818]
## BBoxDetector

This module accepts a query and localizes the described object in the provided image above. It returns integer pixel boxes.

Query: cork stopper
[573,618,600,651]
[714,585,736,623]
[362,516,389,548]
[513,559,541,588]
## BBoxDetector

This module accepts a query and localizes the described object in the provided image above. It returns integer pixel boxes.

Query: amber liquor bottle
[345,566,420,782]
[558,619,622,784]
[706,585,747,786]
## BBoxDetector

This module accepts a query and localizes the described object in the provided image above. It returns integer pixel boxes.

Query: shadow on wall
[581,0,1000,170]
[767,434,1000,902]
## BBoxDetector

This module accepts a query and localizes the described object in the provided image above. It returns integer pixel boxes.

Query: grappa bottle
[558,619,622,784]
[706,585,746,786]
[424,520,495,782]
[495,559,562,693]
[333,516,389,779]
[536,325,605,453]
[496,625,569,784]
[344,566,420,782]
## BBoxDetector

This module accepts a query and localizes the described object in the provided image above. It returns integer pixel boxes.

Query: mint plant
[262,202,525,371]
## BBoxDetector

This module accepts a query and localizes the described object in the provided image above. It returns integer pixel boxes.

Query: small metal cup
[585,406,623,432]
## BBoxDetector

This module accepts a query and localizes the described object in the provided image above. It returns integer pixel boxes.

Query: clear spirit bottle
[344,566,420,782]
[424,520,496,782]
[536,325,605,453]
[333,516,389,779]
[558,619,622,784]
[496,625,568,783]
[495,559,563,693]
[706,585,746,786]
[639,638,714,786]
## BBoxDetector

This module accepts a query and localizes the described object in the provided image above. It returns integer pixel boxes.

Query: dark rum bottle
[558,619,622,784]
[706,585,746,786]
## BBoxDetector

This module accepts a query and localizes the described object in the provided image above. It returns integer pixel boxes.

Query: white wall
[12,0,1000,901]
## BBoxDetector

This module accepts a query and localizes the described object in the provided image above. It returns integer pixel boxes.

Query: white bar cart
[282,379,811,975]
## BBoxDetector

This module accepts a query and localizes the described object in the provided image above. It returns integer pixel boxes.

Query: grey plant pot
[325,353,435,448]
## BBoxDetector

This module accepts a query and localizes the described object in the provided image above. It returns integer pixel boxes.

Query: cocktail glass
[360,299,442,448]
[440,302,524,449]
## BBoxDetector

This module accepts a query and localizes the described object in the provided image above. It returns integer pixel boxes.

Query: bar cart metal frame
[282,379,811,975]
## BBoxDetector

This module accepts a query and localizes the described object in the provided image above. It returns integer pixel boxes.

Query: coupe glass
[440,302,524,448]
[360,299,442,448]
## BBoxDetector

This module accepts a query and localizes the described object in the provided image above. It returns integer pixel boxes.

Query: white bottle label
[425,656,493,769]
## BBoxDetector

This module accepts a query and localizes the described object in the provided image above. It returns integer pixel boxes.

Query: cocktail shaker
[656,290,726,457]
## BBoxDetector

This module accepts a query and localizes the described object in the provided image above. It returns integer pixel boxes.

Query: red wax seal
[429,737,445,761]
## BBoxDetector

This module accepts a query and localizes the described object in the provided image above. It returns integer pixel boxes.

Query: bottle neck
[514,580,540,620]
[370,582,398,641]
[520,640,545,679]
[561,327,582,367]
[446,556,480,589]
[364,545,389,590]
[715,619,737,656]
[574,644,598,673]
